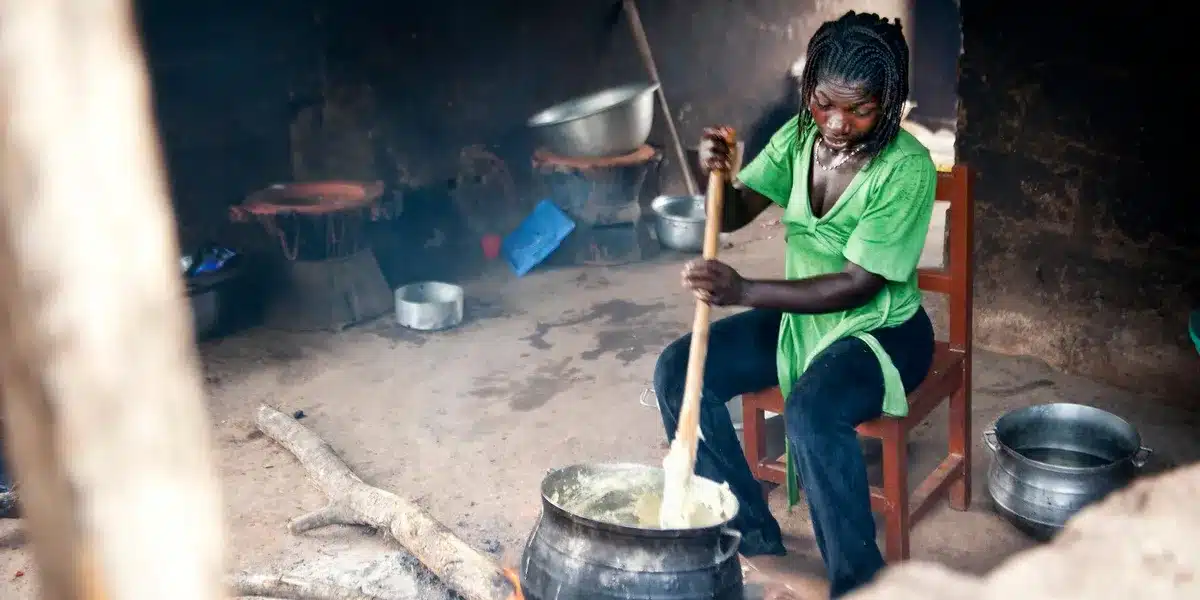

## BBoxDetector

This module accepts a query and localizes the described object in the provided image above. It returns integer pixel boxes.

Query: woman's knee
[783,383,830,442]
[653,334,691,408]
[783,340,880,438]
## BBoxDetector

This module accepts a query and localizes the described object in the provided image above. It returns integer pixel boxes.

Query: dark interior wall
[958,3,1198,395]
[318,0,945,186]
[136,0,319,250]
[137,0,961,248]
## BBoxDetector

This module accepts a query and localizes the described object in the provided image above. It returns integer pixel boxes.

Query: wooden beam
[0,1,225,599]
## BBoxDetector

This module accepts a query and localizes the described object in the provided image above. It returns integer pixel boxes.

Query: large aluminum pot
[521,463,743,600]
[527,83,658,158]
[650,194,706,252]
[984,402,1151,540]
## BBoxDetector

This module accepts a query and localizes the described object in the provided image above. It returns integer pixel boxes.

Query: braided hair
[796,11,910,156]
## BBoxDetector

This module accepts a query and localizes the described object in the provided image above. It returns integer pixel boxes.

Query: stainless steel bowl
[394,281,464,331]
[527,83,658,157]
[650,194,707,252]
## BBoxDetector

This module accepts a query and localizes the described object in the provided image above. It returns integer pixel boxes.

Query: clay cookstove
[231,181,398,331]
[531,144,662,266]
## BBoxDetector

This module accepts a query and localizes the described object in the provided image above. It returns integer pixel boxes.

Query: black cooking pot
[520,463,743,600]
[984,402,1152,540]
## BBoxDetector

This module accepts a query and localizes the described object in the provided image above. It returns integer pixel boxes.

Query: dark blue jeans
[655,307,934,598]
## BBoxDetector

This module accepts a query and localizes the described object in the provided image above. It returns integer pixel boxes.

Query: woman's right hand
[698,126,736,173]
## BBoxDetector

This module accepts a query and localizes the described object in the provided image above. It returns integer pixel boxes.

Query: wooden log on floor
[0,0,225,598]
[226,573,390,600]
[255,405,517,600]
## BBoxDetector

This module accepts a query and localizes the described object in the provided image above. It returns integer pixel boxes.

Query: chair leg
[742,395,767,481]
[880,428,910,562]
[948,379,972,511]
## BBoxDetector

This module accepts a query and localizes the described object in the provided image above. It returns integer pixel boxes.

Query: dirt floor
[2,210,1198,598]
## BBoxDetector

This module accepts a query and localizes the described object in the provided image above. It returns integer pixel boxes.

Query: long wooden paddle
[661,128,735,527]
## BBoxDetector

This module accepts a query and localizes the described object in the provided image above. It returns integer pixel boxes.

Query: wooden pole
[621,0,699,197]
[0,1,226,599]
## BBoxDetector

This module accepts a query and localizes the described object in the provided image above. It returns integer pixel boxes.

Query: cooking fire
[503,566,525,600]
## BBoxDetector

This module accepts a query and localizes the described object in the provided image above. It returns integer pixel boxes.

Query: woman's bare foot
[742,555,829,600]
[762,585,807,600]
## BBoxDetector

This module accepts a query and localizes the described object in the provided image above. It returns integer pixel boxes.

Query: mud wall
[957,3,1199,396]
[136,0,318,251]
[308,0,934,188]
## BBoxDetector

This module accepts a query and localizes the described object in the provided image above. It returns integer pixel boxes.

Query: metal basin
[527,83,658,158]
[984,402,1151,540]
[650,195,706,252]
[394,281,464,331]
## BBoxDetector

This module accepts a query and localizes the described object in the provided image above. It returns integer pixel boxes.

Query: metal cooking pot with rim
[984,402,1152,540]
[520,463,743,600]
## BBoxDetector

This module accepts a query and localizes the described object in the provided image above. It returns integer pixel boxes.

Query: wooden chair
[740,164,974,562]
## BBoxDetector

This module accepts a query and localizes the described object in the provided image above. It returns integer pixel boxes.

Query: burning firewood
[253,405,519,600]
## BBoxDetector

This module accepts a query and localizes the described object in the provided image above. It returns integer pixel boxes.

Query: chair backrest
[917,165,973,351]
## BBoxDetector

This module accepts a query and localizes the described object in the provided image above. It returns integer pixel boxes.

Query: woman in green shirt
[653,11,936,598]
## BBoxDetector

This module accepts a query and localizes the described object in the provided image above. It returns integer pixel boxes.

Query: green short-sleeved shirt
[738,115,937,419]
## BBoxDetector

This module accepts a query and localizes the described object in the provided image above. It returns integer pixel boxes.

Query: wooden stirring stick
[661,128,735,528]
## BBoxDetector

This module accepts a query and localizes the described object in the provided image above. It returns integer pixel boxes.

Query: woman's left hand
[682,259,746,306]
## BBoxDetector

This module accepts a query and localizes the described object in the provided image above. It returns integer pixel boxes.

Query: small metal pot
[650,195,706,253]
[984,402,1152,540]
[394,281,464,331]
[186,262,244,340]
[527,83,658,157]
[190,287,220,339]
